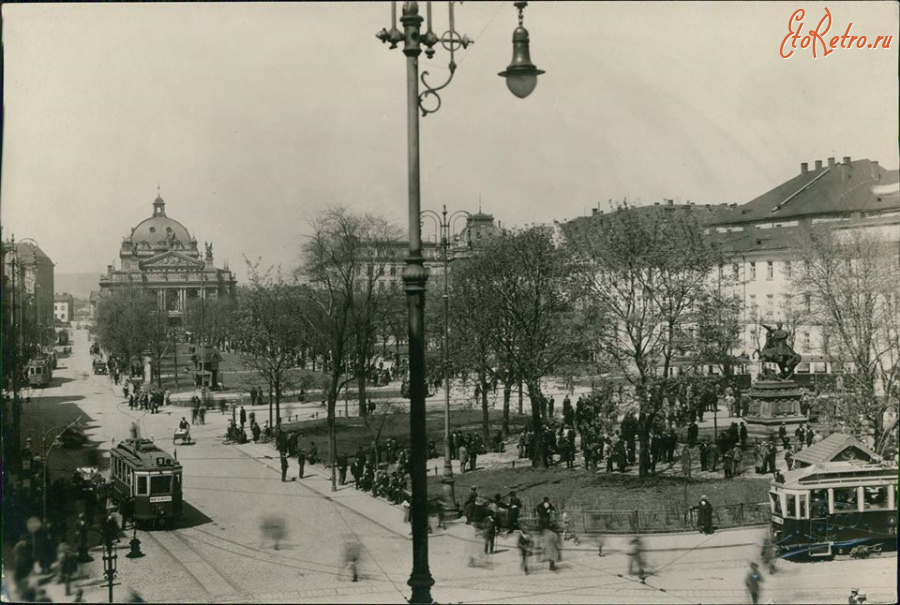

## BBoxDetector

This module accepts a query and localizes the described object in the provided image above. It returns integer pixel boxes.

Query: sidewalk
[233,440,766,555]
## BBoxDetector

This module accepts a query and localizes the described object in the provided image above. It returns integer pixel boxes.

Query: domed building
[99,194,236,324]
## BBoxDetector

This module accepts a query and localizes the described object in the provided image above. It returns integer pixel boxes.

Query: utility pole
[8,237,22,471]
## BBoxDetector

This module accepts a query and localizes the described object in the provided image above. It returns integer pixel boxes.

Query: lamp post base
[440,471,460,520]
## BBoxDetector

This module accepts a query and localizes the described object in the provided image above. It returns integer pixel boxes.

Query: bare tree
[95,287,159,377]
[460,227,576,467]
[449,255,500,445]
[794,227,900,452]
[296,207,402,490]
[235,262,305,430]
[562,205,718,477]
[693,278,743,381]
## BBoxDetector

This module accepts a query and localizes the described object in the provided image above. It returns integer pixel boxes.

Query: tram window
[770,493,782,515]
[785,494,797,518]
[863,486,889,510]
[810,489,828,517]
[137,476,147,495]
[150,476,172,495]
[798,494,807,519]
[833,487,857,511]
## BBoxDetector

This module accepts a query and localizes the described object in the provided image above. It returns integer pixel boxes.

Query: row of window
[771,485,896,519]
[720,260,797,281]
[112,456,179,496]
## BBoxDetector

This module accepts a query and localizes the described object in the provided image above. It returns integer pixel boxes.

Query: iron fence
[520,502,771,534]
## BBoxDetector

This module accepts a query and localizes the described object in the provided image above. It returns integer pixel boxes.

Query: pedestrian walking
[745,561,763,604]
[542,527,561,571]
[627,535,646,581]
[343,541,361,582]
[483,514,496,554]
[199,406,206,425]
[280,452,289,482]
[516,529,532,574]
[240,406,247,429]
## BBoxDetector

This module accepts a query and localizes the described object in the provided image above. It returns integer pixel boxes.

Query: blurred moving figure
[628,535,646,582]
[343,541,362,582]
[259,515,287,551]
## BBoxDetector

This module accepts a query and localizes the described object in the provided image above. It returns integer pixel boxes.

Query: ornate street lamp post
[377,2,543,602]
[421,206,469,515]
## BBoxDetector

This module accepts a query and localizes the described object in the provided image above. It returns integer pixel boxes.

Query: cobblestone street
[6,328,896,604]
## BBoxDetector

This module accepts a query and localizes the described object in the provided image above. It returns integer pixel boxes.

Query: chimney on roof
[828,157,836,168]
[654,202,660,206]
[843,156,851,165]
[667,199,674,206]
[801,162,809,175]
[815,160,823,171]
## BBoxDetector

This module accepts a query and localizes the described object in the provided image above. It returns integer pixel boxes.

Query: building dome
[128,195,192,248]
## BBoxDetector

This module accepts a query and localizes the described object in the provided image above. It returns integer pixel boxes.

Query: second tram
[770,458,898,559]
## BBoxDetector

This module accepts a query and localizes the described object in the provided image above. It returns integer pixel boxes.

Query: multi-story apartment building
[53,293,75,324]
[710,156,899,376]
[2,239,56,347]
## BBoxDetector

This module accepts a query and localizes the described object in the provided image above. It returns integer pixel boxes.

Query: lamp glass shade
[504,72,538,99]
[499,25,543,99]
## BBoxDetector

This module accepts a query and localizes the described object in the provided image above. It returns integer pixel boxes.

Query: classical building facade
[99,194,236,325]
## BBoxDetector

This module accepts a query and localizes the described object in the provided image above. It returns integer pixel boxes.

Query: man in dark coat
[537,496,556,531]
[297,450,306,479]
[483,514,496,554]
[507,491,523,532]
[464,487,478,524]
[337,455,348,485]
[280,452,289,482]
[778,422,788,449]
[697,495,714,534]
[688,421,699,448]
[239,406,247,429]
[739,422,748,449]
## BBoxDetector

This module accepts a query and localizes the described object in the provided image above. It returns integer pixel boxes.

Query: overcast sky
[2,1,897,280]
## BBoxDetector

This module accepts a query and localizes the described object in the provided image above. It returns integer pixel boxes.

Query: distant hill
[55,273,103,299]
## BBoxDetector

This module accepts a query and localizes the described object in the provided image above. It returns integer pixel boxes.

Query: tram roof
[112,438,181,471]
[774,459,897,490]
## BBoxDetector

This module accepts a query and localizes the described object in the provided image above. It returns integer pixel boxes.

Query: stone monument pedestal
[743,379,807,442]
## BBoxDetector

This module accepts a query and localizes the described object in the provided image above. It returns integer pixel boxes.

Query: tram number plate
[150,496,172,503]
[772,516,783,525]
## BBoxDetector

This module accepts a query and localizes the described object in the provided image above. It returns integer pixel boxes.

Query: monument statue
[205,242,213,258]
[756,322,801,379]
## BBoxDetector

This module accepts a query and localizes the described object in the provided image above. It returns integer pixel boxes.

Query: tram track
[141,526,244,600]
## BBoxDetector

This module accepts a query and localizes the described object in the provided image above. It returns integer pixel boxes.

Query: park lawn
[281,409,529,459]
[427,465,771,514]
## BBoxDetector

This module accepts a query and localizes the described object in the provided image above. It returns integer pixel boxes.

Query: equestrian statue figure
[755,322,801,379]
